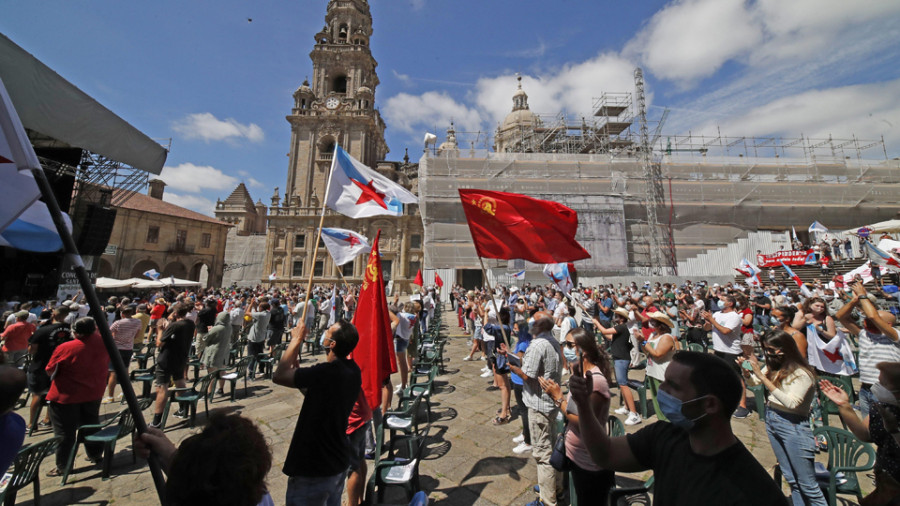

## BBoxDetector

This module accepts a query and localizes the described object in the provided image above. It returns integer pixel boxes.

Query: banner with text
[757,249,817,268]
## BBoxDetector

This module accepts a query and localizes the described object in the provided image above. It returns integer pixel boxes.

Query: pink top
[565,365,610,472]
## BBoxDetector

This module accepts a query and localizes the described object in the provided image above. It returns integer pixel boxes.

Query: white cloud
[382,91,483,135]
[392,70,413,87]
[163,192,217,217]
[626,0,900,86]
[158,163,239,193]
[172,112,264,143]
[246,177,265,188]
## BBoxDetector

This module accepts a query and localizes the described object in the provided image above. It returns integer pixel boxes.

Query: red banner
[757,249,816,268]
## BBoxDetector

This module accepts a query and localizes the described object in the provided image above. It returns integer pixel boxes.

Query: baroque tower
[262,0,423,289]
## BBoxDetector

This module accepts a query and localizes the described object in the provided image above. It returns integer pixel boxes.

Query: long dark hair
[761,329,815,387]
[569,327,611,382]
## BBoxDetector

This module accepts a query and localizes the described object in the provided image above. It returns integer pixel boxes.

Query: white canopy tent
[844,219,900,236]
[95,277,142,289]
[0,33,166,174]
[133,278,201,289]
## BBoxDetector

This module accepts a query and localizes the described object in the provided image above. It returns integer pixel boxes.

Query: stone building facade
[261,0,424,291]
[99,179,230,287]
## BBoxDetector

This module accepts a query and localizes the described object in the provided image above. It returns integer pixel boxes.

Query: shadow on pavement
[460,456,529,484]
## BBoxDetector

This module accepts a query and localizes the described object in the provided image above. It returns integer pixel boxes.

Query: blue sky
[4,0,900,216]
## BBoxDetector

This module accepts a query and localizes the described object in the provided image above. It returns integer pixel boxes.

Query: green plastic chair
[129,365,157,399]
[384,395,425,459]
[62,399,153,484]
[398,365,437,421]
[813,426,876,506]
[747,383,767,419]
[220,357,251,401]
[0,437,61,506]
[373,424,431,504]
[133,341,156,369]
[607,474,654,506]
[608,416,625,437]
[817,376,855,429]
[687,343,705,354]
[161,374,216,429]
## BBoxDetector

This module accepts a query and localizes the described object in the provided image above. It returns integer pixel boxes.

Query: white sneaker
[512,442,532,454]
[512,433,525,444]
[394,385,404,394]
[480,370,493,378]
[463,356,474,361]
[480,356,486,361]
[625,412,643,426]
[614,406,629,415]
[481,366,490,373]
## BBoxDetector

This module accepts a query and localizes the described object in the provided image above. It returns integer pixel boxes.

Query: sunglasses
[564,341,576,348]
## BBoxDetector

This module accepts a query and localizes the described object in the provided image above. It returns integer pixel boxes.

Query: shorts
[267,328,285,348]
[740,332,755,347]
[613,359,630,387]
[26,370,50,395]
[474,326,484,341]
[713,351,743,377]
[483,340,496,362]
[155,366,185,386]
[394,337,409,354]
[109,350,134,372]
[347,420,370,471]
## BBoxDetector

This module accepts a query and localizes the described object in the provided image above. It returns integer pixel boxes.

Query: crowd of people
[0,269,898,505]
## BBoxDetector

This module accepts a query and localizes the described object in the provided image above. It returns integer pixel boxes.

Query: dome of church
[499,75,537,130]
[295,79,313,96]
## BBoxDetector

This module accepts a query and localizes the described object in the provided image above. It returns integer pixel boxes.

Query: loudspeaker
[75,205,117,256]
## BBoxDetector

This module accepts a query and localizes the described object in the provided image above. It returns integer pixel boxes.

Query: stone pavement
[11,307,871,505]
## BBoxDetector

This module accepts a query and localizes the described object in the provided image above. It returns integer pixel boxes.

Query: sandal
[46,468,62,477]
[492,415,511,426]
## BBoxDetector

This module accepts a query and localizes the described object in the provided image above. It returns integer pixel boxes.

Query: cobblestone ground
[11,306,872,505]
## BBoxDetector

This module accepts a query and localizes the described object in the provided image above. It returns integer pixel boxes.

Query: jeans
[766,409,827,506]
[49,400,103,470]
[247,341,265,376]
[859,386,874,419]
[613,359,630,387]
[754,314,770,332]
[286,471,346,506]
[528,408,562,506]
[512,383,531,444]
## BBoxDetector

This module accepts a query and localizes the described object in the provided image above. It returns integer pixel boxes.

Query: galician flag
[512,270,526,280]
[268,271,276,281]
[864,241,900,271]
[806,327,857,376]
[543,263,573,294]
[808,221,829,234]
[325,146,418,218]
[143,269,161,280]
[0,77,71,252]
[779,261,812,297]
[737,258,762,286]
[321,227,371,266]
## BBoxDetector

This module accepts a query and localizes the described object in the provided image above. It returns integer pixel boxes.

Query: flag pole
[29,167,168,505]
[477,256,509,345]
[294,145,338,338]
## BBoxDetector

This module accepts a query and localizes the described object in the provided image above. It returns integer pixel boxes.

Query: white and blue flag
[325,146,418,218]
[143,269,161,280]
[321,227,371,266]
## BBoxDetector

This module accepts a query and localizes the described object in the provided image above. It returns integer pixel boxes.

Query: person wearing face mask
[820,361,900,504]
[679,296,708,352]
[569,351,787,505]
[702,295,752,418]
[770,306,808,357]
[501,311,563,506]
[740,331,825,506]
[637,295,661,341]
[836,281,899,418]
[538,328,616,504]
[641,312,679,422]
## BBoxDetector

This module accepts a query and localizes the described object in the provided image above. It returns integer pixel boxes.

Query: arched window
[338,25,348,42]
[333,75,348,94]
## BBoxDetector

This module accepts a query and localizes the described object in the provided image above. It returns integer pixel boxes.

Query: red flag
[434,272,444,288]
[350,230,397,411]
[413,268,423,286]
[458,189,590,263]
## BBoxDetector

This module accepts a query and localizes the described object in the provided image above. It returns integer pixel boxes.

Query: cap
[509,286,519,292]
[14,310,29,318]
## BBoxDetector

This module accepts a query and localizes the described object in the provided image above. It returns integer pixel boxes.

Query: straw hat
[613,307,630,319]
[647,311,675,330]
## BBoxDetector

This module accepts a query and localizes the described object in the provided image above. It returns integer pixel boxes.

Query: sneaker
[101,396,114,404]
[625,412,643,426]
[480,355,486,361]
[148,422,161,429]
[480,370,493,378]
[173,409,189,419]
[215,389,225,397]
[512,433,525,444]
[394,385,405,394]
[614,406,629,415]
[463,356,474,361]
[513,442,533,454]
[732,406,751,419]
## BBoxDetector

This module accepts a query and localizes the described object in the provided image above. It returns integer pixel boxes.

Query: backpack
[269,305,285,327]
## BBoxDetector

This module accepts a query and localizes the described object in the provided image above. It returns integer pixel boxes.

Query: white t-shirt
[711,311,743,354]
[395,311,414,341]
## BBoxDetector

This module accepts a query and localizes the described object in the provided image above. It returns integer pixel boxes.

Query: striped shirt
[858,329,900,385]
[110,317,142,350]
[521,331,562,414]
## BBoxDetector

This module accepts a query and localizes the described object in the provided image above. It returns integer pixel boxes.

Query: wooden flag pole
[477,256,510,346]
[294,145,338,338]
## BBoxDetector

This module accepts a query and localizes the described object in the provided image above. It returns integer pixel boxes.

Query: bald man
[836,281,899,417]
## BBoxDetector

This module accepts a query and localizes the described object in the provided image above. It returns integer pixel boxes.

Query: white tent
[845,219,900,236]
[132,278,201,289]
[95,277,140,289]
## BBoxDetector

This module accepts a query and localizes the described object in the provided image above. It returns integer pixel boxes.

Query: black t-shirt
[283,357,361,477]
[27,322,71,374]
[609,323,633,361]
[754,296,772,317]
[196,308,217,334]
[157,319,195,371]
[627,422,787,506]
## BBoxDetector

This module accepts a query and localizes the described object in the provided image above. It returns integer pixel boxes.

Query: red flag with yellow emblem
[458,189,590,264]
[351,230,397,411]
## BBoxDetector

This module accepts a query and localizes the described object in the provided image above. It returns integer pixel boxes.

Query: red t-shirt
[45,331,109,404]
[346,389,372,434]
[150,303,166,319]
[740,308,754,334]
[1,321,35,352]
[640,305,660,339]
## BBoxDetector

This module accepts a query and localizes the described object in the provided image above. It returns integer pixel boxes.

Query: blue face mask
[656,389,708,431]
[716,300,725,310]
[770,316,780,326]
[563,347,578,362]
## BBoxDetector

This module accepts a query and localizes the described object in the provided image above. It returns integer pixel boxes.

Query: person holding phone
[539,327,615,504]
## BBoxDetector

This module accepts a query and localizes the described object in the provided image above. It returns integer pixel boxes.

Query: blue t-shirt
[510,335,531,386]
[1,412,26,475]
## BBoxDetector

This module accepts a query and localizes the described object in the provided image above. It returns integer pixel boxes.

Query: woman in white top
[741,329,825,506]
[641,311,679,422]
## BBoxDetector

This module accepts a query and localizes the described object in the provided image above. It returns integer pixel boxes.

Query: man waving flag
[321,227,371,266]
[864,241,900,270]
[325,146,417,218]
